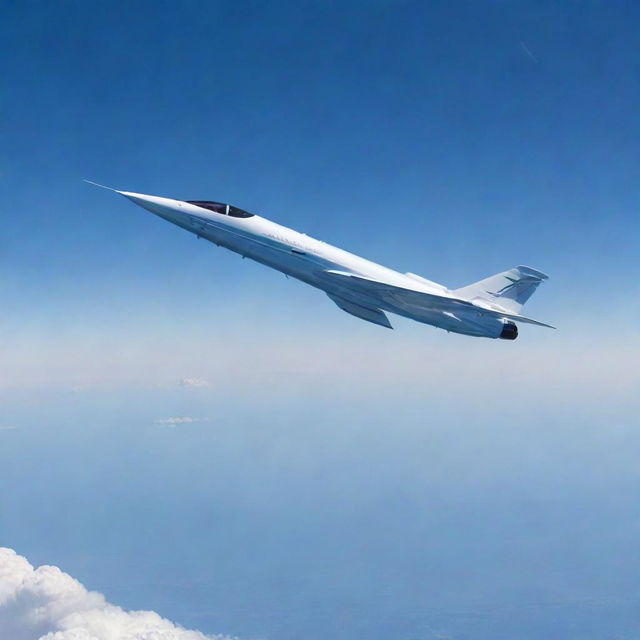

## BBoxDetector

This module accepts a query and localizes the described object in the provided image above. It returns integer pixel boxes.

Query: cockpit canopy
[186,200,254,218]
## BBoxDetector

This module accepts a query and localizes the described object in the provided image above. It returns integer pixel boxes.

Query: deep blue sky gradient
[2,1,639,319]
[1,2,640,639]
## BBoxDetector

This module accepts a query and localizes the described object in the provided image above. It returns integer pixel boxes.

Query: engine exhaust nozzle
[499,322,518,340]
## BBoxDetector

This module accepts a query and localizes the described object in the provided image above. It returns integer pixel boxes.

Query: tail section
[453,265,548,314]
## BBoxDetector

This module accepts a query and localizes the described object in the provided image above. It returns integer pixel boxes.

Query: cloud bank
[0,547,229,640]
[2,324,639,409]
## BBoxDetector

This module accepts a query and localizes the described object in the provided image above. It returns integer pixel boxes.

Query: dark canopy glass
[186,201,254,218]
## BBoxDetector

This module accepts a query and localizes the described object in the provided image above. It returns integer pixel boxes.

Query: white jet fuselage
[110,189,552,339]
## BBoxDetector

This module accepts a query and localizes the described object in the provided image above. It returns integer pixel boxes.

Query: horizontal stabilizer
[322,270,554,330]
[483,309,556,329]
[327,293,392,329]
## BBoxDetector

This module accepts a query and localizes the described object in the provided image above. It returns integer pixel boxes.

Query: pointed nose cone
[85,181,177,213]
[117,190,193,229]
[118,190,179,216]
[85,181,191,227]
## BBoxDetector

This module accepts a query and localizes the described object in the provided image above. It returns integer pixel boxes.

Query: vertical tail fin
[452,265,549,314]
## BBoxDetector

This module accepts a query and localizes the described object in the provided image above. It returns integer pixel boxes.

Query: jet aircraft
[89,182,553,339]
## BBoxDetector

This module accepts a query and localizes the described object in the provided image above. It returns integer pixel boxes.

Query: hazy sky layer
[1,2,639,639]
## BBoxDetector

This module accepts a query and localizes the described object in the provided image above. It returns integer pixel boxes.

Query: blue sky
[1,2,639,639]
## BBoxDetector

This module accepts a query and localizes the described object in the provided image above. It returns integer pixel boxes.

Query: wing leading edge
[327,293,393,329]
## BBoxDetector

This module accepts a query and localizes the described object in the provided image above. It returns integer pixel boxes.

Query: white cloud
[0,425,17,431]
[69,386,87,394]
[179,378,210,388]
[154,417,208,427]
[0,547,231,640]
